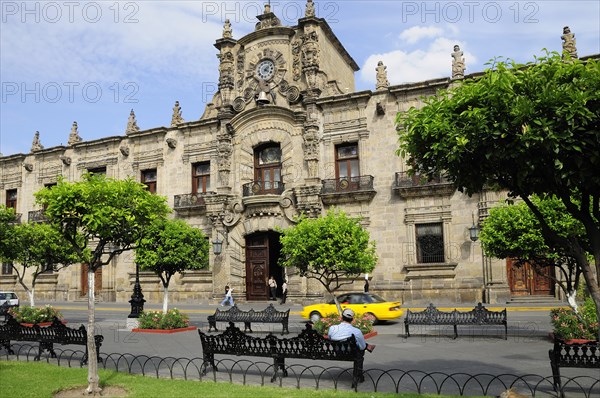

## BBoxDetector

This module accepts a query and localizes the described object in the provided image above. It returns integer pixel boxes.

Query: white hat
[342,308,355,318]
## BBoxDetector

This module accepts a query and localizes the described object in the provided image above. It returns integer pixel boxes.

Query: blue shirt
[327,321,367,350]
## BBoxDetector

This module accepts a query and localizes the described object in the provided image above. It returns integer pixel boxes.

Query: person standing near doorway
[268,276,277,301]
[280,279,288,304]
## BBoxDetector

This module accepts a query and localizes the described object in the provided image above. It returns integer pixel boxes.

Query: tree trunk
[162,285,169,314]
[579,255,600,341]
[86,268,101,394]
[30,287,35,308]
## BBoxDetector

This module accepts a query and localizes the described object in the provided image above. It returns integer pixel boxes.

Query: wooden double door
[81,264,102,297]
[507,259,554,296]
[245,232,283,301]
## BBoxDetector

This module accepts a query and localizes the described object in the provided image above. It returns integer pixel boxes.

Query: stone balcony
[173,192,215,215]
[320,175,376,205]
[393,172,455,198]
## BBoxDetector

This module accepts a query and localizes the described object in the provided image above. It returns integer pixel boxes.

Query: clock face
[256,59,275,80]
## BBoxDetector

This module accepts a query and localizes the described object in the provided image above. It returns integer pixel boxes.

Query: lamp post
[212,230,227,255]
[128,262,145,319]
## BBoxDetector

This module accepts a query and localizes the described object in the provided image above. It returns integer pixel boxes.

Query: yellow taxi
[301,292,403,323]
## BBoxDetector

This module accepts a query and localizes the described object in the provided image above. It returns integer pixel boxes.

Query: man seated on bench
[328,309,375,352]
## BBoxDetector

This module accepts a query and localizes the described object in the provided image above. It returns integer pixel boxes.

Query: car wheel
[310,311,322,323]
[365,312,378,324]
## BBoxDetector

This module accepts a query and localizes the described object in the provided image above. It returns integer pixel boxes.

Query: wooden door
[507,259,554,296]
[81,264,102,297]
[245,234,269,300]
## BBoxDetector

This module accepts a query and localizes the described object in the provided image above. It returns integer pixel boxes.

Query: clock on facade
[256,59,275,80]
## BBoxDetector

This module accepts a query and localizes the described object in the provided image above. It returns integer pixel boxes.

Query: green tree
[9,222,79,306]
[35,174,169,394]
[135,218,209,313]
[279,210,378,314]
[480,196,587,311]
[397,53,600,338]
[0,205,18,264]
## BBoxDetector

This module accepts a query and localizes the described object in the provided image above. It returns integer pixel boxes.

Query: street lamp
[212,230,227,255]
[468,213,480,242]
[128,262,145,318]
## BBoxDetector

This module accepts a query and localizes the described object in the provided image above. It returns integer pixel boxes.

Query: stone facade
[6,4,571,306]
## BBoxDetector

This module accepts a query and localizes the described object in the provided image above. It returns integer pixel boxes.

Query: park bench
[549,339,600,397]
[0,302,9,321]
[0,315,104,365]
[198,322,365,388]
[404,303,507,339]
[207,304,289,335]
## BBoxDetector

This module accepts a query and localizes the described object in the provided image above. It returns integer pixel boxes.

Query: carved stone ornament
[232,97,246,113]
[30,131,44,152]
[171,101,184,127]
[218,50,235,89]
[166,138,177,149]
[561,26,578,59]
[255,4,281,31]
[376,101,386,116]
[375,61,390,90]
[68,121,82,145]
[120,146,130,157]
[451,45,465,80]
[59,155,72,166]
[305,0,315,17]
[222,19,232,38]
[23,163,33,172]
[125,109,140,134]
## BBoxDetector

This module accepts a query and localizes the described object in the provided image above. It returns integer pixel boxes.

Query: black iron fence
[1,345,598,397]
[242,181,285,196]
[321,176,374,194]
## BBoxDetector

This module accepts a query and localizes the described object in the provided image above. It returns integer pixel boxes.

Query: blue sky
[1,0,599,156]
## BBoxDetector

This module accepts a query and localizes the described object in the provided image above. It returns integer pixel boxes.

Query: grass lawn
[0,360,476,397]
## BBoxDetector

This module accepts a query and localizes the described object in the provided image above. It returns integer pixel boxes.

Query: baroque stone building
[1,4,575,305]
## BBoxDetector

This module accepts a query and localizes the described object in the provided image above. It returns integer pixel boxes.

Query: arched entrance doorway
[507,259,555,297]
[245,231,283,301]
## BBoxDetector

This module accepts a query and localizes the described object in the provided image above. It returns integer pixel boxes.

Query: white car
[0,291,19,317]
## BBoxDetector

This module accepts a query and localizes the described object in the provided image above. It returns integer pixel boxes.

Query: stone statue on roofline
[31,131,44,152]
[451,44,465,79]
[171,101,184,127]
[305,0,315,17]
[68,121,82,145]
[375,61,389,90]
[561,26,578,59]
[126,109,140,134]
[222,19,232,38]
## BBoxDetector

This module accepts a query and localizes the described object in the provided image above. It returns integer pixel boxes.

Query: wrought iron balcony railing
[173,192,213,210]
[28,209,48,223]
[321,175,374,194]
[242,181,285,197]
[393,172,454,197]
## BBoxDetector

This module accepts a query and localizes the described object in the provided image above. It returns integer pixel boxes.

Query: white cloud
[360,24,477,86]
[399,26,444,45]
[361,37,477,85]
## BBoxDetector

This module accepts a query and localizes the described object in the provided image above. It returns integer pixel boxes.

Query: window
[142,169,157,194]
[254,144,282,193]
[1,263,13,275]
[192,162,211,194]
[87,167,106,175]
[335,143,359,180]
[5,189,17,209]
[416,223,445,263]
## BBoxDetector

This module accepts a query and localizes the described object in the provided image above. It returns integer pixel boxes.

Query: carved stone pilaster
[291,39,302,81]
[217,123,234,189]
[294,185,322,218]
[218,50,235,103]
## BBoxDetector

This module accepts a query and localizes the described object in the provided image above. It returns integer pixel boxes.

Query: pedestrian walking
[220,285,234,306]
[280,279,288,304]
[268,276,277,301]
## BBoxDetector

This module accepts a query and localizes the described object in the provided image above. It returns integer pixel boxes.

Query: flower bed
[135,308,191,331]
[550,297,598,342]
[8,305,64,324]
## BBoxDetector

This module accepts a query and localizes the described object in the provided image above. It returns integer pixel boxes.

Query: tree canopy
[34,173,170,393]
[480,196,586,307]
[8,222,79,306]
[135,218,209,313]
[279,210,377,312]
[397,52,600,338]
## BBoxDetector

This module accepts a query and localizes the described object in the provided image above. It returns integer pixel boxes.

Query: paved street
[6,300,596,396]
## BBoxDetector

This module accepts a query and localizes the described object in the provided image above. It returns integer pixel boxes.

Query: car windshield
[364,293,387,303]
